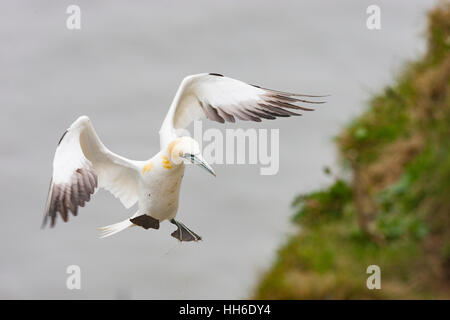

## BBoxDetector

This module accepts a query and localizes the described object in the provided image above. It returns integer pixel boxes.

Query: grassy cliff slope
[255,3,450,299]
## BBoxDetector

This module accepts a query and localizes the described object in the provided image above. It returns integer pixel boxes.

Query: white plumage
[43,73,323,241]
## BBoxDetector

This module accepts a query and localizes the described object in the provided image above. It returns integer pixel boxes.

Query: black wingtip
[57,130,68,146]
[208,73,224,77]
[41,215,48,229]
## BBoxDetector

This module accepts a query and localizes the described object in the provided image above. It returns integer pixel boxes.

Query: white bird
[42,73,324,241]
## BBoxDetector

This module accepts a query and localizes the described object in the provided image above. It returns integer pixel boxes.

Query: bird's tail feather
[98,219,133,239]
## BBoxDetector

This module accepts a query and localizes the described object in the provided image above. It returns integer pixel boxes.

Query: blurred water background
[0,0,438,298]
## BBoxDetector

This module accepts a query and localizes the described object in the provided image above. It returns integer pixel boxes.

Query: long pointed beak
[184,153,216,177]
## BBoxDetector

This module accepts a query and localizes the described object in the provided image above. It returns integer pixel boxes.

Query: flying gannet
[42,73,324,241]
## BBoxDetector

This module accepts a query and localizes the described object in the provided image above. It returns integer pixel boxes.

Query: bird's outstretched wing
[159,73,325,148]
[43,116,139,227]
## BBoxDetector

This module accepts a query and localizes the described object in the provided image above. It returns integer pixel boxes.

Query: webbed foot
[170,219,202,242]
[130,215,160,230]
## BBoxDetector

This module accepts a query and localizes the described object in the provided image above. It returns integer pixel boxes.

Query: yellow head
[166,136,215,176]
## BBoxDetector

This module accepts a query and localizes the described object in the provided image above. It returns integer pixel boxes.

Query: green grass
[254,3,450,300]
[339,79,414,165]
